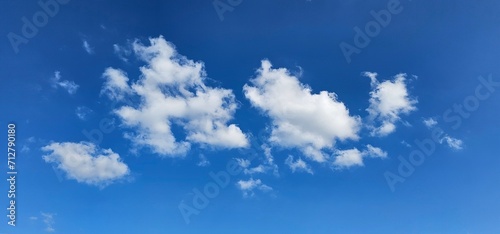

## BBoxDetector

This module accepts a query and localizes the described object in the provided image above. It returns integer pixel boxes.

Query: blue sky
[1,0,500,233]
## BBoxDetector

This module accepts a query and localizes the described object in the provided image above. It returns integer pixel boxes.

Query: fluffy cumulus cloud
[333,148,364,168]
[236,178,272,197]
[101,36,248,156]
[50,71,79,95]
[41,142,130,186]
[365,72,417,137]
[285,155,313,174]
[244,60,361,162]
[332,144,387,169]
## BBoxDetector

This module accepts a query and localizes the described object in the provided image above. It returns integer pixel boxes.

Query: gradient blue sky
[1,0,500,233]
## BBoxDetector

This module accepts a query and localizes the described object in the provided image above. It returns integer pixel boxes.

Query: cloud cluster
[42,142,130,186]
[101,36,248,156]
[39,35,472,196]
[365,72,417,136]
[244,60,361,162]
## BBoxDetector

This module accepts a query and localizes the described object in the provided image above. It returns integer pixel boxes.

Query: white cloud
[332,145,387,169]
[75,106,93,120]
[244,60,361,162]
[82,40,94,54]
[101,36,248,157]
[333,148,364,168]
[41,142,130,187]
[50,71,79,95]
[365,72,417,136]
[235,158,251,168]
[423,117,438,128]
[365,144,388,158]
[41,212,55,232]
[244,165,267,174]
[285,155,313,174]
[236,178,272,197]
[440,135,464,150]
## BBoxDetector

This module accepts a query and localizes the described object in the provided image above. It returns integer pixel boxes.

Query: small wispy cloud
[236,178,272,198]
[197,154,210,167]
[285,155,313,174]
[21,136,37,153]
[41,212,55,232]
[82,40,94,54]
[75,106,93,120]
[401,140,411,148]
[50,71,79,95]
[332,145,388,169]
[113,44,131,62]
[423,117,438,128]
[440,135,464,150]
[21,145,30,152]
[234,157,275,175]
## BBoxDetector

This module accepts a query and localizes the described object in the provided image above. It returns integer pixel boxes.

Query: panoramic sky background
[1,0,500,233]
